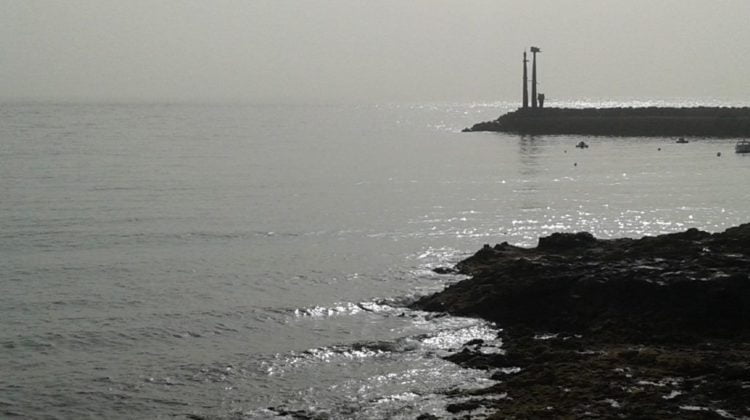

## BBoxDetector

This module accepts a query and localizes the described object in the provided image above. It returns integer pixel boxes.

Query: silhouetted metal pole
[530,46,541,109]
[522,51,529,108]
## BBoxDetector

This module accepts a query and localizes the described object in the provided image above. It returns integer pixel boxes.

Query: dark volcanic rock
[413,224,750,338]
[432,266,457,275]
[537,231,597,251]
[412,224,750,418]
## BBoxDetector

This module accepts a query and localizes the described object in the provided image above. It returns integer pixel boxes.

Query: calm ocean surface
[1,101,749,419]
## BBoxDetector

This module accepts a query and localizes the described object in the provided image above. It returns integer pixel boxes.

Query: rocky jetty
[464,107,750,137]
[412,224,750,418]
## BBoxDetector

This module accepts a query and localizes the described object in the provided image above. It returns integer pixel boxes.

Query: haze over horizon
[3,0,750,104]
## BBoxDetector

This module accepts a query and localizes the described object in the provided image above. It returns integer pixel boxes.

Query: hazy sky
[3,0,750,103]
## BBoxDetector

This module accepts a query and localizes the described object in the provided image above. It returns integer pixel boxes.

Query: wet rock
[266,407,321,420]
[446,399,483,414]
[432,266,456,275]
[537,231,597,251]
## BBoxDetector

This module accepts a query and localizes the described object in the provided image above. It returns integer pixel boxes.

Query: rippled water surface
[1,101,749,418]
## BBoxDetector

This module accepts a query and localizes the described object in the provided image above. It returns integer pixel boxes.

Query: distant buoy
[574,162,577,166]
[658,147,661,151]
[717,152,721,157]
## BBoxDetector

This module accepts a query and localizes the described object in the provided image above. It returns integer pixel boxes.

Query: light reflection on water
[1,101,749,419]
[252,308,501,420]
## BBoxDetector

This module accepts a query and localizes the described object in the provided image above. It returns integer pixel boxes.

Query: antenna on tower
[530,47,541,108]
[522,51,529,108]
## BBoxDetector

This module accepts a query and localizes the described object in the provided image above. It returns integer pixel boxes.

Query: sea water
[1,101,749,419]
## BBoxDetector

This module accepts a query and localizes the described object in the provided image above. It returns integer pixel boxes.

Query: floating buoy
[717,152,722,157]
[658,147,661,151]
[574,162,577,166]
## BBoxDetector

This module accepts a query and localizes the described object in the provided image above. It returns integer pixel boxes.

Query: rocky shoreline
[464,107,750,137]
[412,224,750,418]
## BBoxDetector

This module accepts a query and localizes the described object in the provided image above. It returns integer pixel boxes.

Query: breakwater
[465,107,750,137]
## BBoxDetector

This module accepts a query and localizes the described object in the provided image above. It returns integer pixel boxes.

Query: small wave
[262,312,500,376]
[263,345,390,375]
[418,324,501,352]
[254,359,500,420]
[283,293,445,320]
[5,313,250,353]
[412,246,467,266]
[272,335,427,370]
[283,293,454,321]
[292,300,401,318]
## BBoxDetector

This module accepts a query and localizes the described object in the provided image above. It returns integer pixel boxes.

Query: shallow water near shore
[1,100,749,418]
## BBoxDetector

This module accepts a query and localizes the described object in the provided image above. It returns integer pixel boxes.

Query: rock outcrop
[413,224,750,418]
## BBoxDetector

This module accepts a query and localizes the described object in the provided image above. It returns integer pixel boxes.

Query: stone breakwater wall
[465,107,750,137]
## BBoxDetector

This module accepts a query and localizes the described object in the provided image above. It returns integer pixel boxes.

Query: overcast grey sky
[2,1,749,103]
